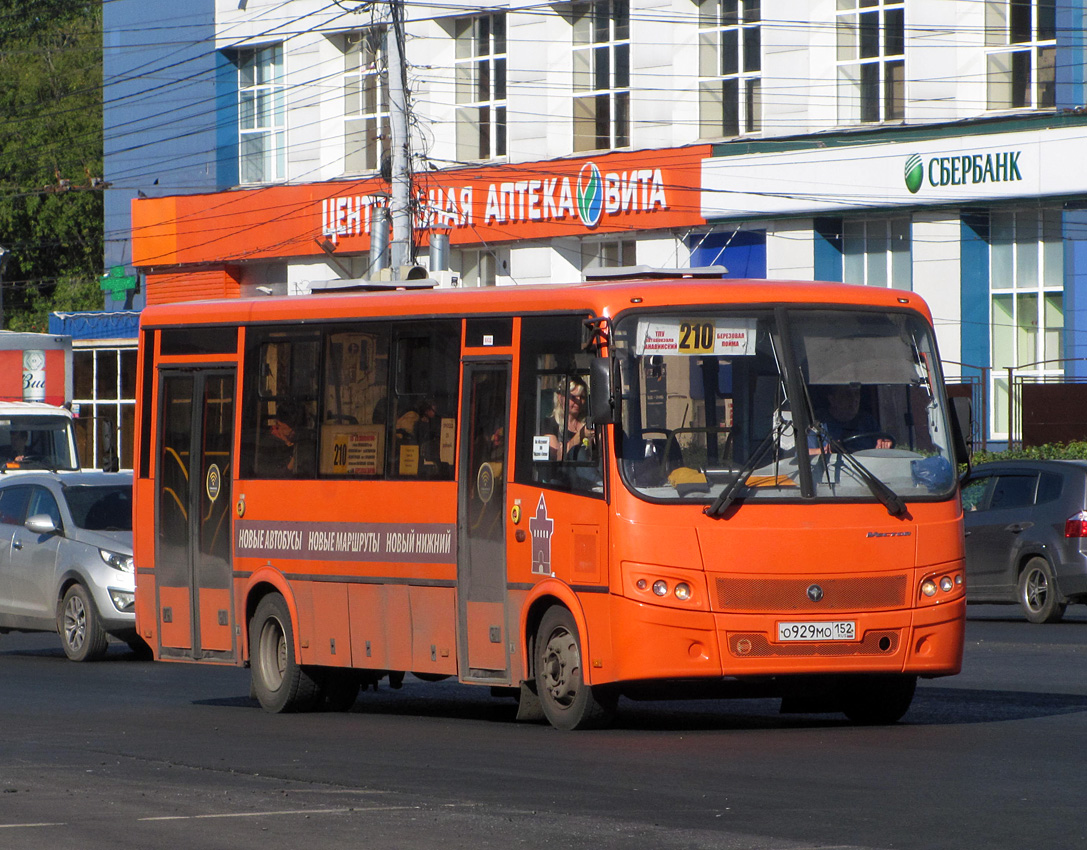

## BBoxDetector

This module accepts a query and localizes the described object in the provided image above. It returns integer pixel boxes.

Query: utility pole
[386,0,412,270]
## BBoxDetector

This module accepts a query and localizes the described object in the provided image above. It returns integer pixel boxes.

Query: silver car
[0,471,137,660]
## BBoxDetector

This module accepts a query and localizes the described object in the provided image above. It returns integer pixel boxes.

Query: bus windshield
[613,307,956,505]
[0,415,79,472]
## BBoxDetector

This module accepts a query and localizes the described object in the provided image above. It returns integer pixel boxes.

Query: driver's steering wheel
[839,432,895,449]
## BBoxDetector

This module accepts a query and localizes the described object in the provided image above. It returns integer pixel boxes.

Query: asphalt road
[2,604,1086,850]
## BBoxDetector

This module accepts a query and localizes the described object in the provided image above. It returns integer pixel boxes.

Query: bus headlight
[623,562,706,609]
[918,569,964,604]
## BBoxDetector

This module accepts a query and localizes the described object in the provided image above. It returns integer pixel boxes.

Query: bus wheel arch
[248,591,321,713]
[530,601,617,730]
[520,583,591,685]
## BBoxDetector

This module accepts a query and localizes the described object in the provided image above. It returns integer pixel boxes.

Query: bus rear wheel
[250,594,320,713]
[535,607,616,731]
[840,674,916,725]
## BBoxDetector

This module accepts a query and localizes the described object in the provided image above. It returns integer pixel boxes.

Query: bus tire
[841,674,916,725]
[535,606,617,730]
[250,594,320,713]
[59,583,109,662]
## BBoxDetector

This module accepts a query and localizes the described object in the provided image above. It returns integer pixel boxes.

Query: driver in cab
[812,384,892,452]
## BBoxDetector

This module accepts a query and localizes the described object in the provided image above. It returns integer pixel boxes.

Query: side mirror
[25,514,59,536]
[589,357,619,426]
[950,395,973,467]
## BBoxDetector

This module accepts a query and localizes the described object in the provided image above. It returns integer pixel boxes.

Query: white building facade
[104,0,1087,441]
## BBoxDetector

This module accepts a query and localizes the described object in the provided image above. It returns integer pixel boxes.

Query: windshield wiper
[704,421,785,519]
[819,433,907,517]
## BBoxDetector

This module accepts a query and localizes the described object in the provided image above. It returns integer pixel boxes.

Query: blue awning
[49,311,140,341]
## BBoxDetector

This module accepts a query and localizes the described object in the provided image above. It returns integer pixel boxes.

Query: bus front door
[457,362,511,683]
[155,370,237,662]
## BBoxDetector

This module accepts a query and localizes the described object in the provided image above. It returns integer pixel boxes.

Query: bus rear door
[155,369,237,662]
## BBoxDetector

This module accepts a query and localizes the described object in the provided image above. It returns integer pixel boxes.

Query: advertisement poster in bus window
[320,424,384,475]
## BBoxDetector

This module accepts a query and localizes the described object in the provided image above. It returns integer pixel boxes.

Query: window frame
[835,0,905,125]
[344,29,390,174]
[571,0,631,152]
[454,12,508,161]
[696,0,762,139]
[985,0,1057,111]
[238,44,286,184]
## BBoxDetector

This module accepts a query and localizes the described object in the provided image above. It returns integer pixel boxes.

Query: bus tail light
[1065,511,1087,538]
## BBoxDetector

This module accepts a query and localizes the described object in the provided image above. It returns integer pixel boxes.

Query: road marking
[140,806,415,822]
[0,823,65,829]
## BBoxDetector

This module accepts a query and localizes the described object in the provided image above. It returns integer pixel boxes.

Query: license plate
[777,620,856,642]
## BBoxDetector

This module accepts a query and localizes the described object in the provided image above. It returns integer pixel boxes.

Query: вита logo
[576,162,604,228]
[904,154,924,194]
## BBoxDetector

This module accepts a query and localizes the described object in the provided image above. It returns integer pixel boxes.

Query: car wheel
[59,584,109,662]
[535,606,617,730]
[249,594,320,713]
[1018,557,1066,624]
[841,675,917,725]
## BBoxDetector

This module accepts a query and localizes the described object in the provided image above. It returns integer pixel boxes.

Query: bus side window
[242,334,320,479]
[386,322,459,480]
[516,315,603,496]
[319,329,389,478]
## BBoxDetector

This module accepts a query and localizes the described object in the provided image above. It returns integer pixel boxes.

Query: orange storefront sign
[131,146,710,268]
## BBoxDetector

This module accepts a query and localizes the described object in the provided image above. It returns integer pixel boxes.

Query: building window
[238,44,285,184]
[572,0,630,152]
[836,0,905,125]
[582,239,636,271]
[696,0,761,139]
[72,346,138,470]
[842,218,911,289]
[455,13,507,161]
[344,30,389,174]
[986,0,1056,110]
[455,248,499,287]
[990,208,1064,437]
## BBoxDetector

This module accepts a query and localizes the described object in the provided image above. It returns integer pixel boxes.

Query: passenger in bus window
[395,398,437,445]
[267,401,314,476]
[546,377,593,461]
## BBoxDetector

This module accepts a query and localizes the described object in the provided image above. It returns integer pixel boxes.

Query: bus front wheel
[535,607,616,730]
[250,594,320,713]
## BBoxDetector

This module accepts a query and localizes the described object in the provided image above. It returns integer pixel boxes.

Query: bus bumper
[605,595,965,685]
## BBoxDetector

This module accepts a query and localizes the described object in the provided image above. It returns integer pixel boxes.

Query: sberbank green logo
[902,149,1023,194]
[904,154,924,194]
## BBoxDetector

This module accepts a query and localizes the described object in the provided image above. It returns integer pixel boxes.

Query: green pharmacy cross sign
[100,266,138,301]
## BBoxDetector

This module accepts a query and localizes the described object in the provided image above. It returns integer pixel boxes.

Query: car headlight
[100,548,134,573]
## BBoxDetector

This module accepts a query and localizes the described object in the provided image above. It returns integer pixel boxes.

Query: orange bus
[132,269,968,729]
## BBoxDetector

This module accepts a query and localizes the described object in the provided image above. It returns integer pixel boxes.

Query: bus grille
[727,630,900,658]
[714,575,908,612]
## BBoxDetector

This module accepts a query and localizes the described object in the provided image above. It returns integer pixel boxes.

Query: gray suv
[0,471,137,659]
[962,460,1087,623]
